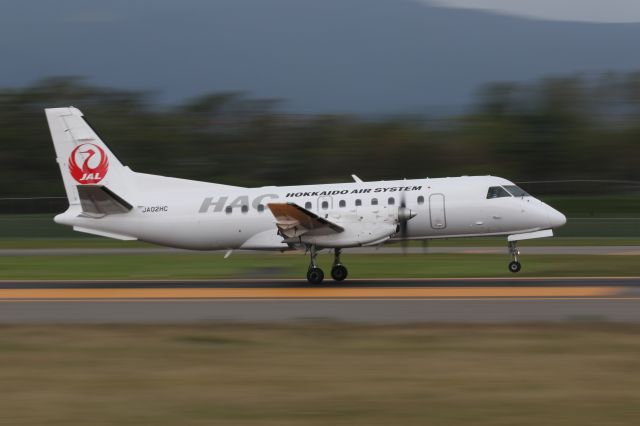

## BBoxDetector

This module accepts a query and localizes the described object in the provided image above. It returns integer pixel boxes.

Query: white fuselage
[55,174,566,251]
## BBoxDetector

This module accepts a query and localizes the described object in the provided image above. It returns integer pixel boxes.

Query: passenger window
[321,201,329,210]
[355,199,362,207]
[257,204,264,213]
[371,198,378,206]
[305,201,312,210]
[388,197,395,206]
[225,206,232,214]
[504,185,530,197]
[339,200,346,208]
[487,186,511,199]
[241,205,248,213]
[417,196,424,205]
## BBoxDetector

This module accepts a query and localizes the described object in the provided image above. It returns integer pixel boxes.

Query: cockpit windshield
[503,185,530,197]
[486,186,511,199]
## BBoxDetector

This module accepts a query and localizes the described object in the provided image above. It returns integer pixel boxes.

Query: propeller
[397,192,417,254]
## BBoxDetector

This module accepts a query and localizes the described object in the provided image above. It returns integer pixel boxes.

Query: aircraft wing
[267,203,344,238]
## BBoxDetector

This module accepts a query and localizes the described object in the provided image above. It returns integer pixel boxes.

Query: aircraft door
[317,196,333,214]
[429,193,447,229]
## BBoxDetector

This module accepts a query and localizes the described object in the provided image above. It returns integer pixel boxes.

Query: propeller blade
[399,192,408,255]
[397,191,418,254]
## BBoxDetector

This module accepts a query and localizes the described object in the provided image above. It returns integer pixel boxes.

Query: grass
[0,238,154,249]
[0,253,638,280]
[1,323,640,425]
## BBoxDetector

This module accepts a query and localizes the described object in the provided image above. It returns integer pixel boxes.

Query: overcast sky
[428,0,640,23]
[2,0,640,113]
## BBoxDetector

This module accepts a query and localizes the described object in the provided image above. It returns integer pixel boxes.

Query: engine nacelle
[297,222,397,248]
[397,206,416,222]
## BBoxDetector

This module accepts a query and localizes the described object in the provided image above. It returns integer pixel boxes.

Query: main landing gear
[306,246,349,284]
[508,241,522,273]
[306,245,324,284]
[331,248,348,282]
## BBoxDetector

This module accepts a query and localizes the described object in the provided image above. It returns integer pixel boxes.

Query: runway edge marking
[0,276,638,284]
[0,286,623,300]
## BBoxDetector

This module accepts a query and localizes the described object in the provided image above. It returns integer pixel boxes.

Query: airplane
[46,106,567,284]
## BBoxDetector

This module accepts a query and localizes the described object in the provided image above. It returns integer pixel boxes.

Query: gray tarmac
[1,299,639,324]
[1,277,639,288]
[1,277,639,324]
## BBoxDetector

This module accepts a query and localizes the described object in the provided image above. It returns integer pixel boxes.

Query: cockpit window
[487,186,511,199]
[504,185,530,197]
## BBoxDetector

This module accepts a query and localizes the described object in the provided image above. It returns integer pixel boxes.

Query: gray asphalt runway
[1,277,639,288]
[0,277,639,323]
[1,299,639,324]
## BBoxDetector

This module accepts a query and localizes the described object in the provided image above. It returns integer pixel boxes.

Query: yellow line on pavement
[0,287,622,300]
[0,276,637,284]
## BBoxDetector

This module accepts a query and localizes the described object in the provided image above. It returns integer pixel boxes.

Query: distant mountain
[2,0,640,113]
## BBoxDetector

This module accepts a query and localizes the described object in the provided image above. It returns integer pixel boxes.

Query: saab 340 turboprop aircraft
[46,107,567,284]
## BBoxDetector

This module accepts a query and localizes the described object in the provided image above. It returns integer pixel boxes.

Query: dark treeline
[1,74,639,197]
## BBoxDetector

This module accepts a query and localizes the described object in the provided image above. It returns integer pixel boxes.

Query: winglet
[351,174,363,183]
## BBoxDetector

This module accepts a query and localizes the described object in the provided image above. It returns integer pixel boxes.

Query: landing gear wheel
[508,261,521,273]
[307,268,325,284]
[507,241,522,274]
[331,265,348,282]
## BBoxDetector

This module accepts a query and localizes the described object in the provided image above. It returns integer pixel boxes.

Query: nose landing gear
[508,241,522,273]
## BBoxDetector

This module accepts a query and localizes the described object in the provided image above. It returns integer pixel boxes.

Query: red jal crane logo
[68,143,109,184]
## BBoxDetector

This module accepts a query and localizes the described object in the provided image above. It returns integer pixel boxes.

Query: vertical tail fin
[45,107,132,206]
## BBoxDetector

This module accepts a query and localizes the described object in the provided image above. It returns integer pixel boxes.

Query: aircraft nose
[548,208,567,228]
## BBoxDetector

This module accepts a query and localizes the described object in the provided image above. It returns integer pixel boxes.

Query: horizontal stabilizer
[73,226,137,241]
[268,203,343,238]
[77,185,132,216]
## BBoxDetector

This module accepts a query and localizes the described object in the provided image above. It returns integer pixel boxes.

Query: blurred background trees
[1,72,639,199]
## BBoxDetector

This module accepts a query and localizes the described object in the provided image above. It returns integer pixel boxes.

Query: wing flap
[267,203,343,237]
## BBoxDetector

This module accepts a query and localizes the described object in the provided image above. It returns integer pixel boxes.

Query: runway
[1,277,639,323]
